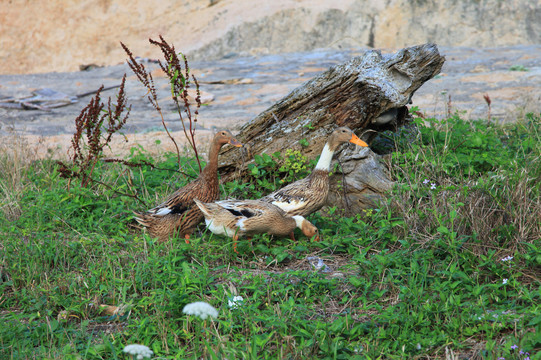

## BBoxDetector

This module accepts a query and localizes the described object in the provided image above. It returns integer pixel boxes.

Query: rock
[0,46,540,161]
[1,0,540,75]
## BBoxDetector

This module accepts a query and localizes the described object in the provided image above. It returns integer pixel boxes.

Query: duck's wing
[147,181,201,216]
[216,200,268,219]
[260,178,313,214]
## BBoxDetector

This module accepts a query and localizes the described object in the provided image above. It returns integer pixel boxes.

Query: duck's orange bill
[229,138,243,147]
[350,134,369,147]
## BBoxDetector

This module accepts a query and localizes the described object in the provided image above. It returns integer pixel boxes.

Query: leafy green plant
[303,121,315,130]
[225,149,313,199]
[509,65,528,72]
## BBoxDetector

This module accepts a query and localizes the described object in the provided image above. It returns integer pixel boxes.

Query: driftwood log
[218,43,445,215]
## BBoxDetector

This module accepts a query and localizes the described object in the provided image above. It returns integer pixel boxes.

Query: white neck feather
[314,143,334,171]
[292,215,305,229]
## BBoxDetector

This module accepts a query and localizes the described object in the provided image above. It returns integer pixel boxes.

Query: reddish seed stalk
[483,93,492,123]
[59,38,204,201]
[145,36,203,173]
[121,41,183,171]
[57,76,136,199]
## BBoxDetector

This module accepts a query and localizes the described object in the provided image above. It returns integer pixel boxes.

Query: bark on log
[218,43,445,215]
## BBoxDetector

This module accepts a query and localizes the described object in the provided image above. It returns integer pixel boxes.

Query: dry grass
[384,122,541,261]
[389,173,540,252]
[0,130,43,221]
[464,170,541,248]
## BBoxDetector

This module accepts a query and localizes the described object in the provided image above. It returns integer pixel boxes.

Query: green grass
[1,112,540,359]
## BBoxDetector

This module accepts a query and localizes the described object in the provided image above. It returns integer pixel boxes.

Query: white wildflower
[123,344,153,359]
[228,296,244,309]
[502,278,508,284]
[182,301,218,320]
[416,343,422,350]
[423,179,429,184]
[501,256,514,262]
[430,183,436,190]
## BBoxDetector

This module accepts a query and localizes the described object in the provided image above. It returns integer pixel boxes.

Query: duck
[260,126,368,216]
[194,199,319,252]
[133,130,243,242]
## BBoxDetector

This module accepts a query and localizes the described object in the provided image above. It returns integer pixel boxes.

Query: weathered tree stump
[218,43,445,214]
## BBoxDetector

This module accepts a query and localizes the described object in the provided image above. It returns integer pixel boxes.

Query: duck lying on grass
[134,130,243,242]
[194,199,319,253]
[261,126,368,216]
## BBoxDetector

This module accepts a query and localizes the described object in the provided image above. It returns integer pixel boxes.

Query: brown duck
[134,130,242,242]
[194,199,319,252]
[260,126,368,216]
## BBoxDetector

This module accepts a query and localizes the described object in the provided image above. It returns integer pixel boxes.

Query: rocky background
[1,0,539,75]
[0,0,540,158]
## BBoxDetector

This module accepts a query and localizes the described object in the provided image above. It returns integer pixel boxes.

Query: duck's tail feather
[193,199,211,218]
[133,211,152,227]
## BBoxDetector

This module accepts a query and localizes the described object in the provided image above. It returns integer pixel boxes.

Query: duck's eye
[221,131,226,135]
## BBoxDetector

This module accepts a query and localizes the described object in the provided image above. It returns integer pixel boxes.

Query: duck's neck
[201,141,221,178]
[292,216,305,229]
[282,216,302,236]
[314,143,335,171]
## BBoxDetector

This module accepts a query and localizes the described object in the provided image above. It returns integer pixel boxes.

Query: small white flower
[423,179,429,184]
[416,343,422,350]
[430,183,436,190]
[501,256,514,262]
[228,296,244,309]
[123,344,153,359]
[502,278,508,284]
[182,301,218,320]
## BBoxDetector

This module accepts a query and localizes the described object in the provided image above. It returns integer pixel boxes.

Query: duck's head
[214,130,243,148]
[293,216,320,242]
[329,127,368,149]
